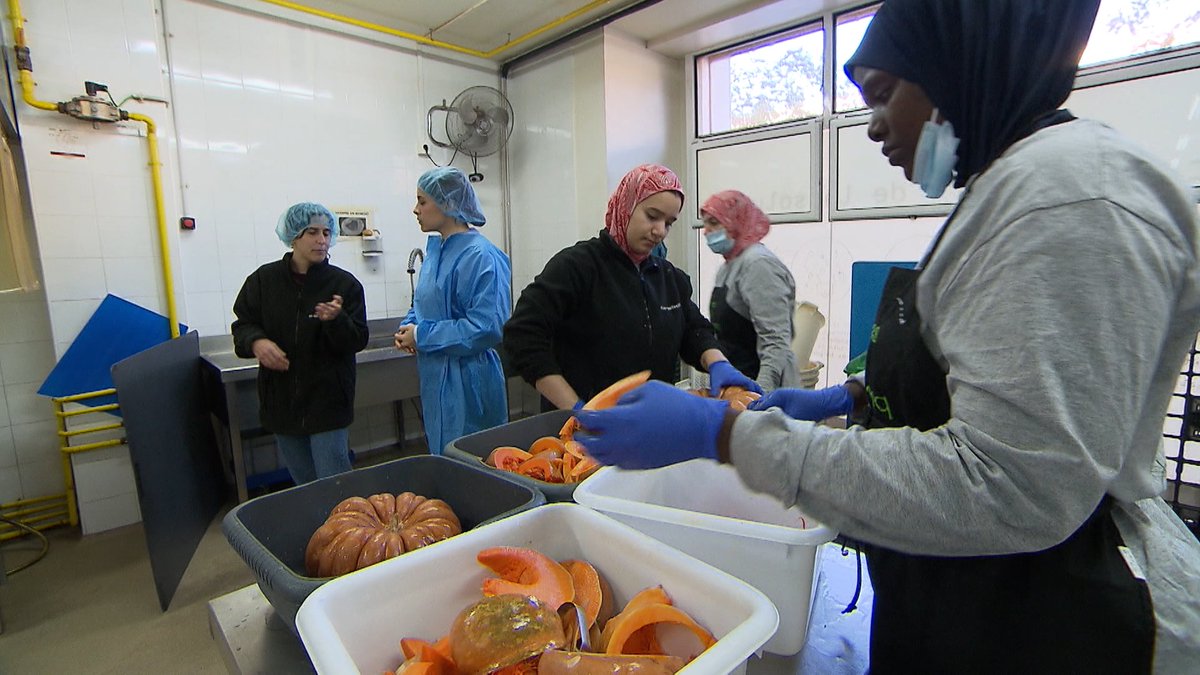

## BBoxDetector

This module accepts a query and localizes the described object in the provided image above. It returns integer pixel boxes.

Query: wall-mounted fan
[425,85,514,182]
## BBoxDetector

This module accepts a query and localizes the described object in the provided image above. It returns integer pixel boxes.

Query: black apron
[859,264,1155,673]
[710,285,760,379]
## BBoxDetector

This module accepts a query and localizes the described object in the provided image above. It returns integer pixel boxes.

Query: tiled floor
[0,443,419,674]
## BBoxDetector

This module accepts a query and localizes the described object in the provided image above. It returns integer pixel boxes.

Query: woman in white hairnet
[701,190,800,393]
[232,202,368,484]
[396,167,512,455]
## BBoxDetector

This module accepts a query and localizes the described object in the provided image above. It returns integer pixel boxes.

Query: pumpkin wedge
[559,559,608,628]
[397,637,458,675]
[477,546,576,611]
[601,603,716,657]
[529,436,567,456]
[516,455,564,483]
[486,447,532,472]
[559,370,652,440]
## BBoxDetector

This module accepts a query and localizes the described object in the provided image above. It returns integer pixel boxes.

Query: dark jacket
[504,231,721,405]
[231,253,368,435]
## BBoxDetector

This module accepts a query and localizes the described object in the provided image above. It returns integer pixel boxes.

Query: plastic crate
[574,460,836,655]
[296,503,778,675]
[222,454,545,634]
[444,410,580,502]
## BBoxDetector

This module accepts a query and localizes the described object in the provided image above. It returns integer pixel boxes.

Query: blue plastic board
[37,294,188,410]
[850,261,917,359]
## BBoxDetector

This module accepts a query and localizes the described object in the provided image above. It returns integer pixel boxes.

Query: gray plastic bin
[444,410,582,502]
[221,454,545,633]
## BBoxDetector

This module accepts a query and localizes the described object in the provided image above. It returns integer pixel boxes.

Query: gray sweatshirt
[730,119,1200,669]
[713,243,801,391]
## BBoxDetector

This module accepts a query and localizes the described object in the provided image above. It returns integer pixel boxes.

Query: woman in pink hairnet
[701,190,800,393]
[504,164,759,412]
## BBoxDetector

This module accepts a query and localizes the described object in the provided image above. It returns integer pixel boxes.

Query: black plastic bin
[444,410,581,502]
[221,454,545,633]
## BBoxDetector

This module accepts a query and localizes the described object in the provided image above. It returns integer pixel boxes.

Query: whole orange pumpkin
[304,492,461,577]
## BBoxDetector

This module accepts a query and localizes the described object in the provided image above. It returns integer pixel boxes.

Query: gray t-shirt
[730,119,1200,669]
[713,243,801,391]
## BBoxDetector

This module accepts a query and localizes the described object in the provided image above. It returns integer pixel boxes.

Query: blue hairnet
[417,167,486,226]
[275,202,339,246]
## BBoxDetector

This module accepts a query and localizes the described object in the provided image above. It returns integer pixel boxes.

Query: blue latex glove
[575,381,729,470]
[707,360,763,397]
[747,385,854,421]
[572,399,585,411]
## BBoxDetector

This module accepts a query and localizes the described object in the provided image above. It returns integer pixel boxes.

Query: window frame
[693,18,827,139]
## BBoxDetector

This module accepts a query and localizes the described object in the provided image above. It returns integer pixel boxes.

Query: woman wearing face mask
[504,164,760,411]
[396,167,512,455]
[570,1,1200,671]
[702,190,800,393]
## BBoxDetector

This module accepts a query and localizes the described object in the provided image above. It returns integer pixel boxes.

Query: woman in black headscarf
[569,0,1200,671]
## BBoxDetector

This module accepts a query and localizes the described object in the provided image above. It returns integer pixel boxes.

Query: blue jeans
[274,428,352,484]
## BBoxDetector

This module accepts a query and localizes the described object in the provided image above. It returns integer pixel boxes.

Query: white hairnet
[275,202,339,246]
[417,167,486,226]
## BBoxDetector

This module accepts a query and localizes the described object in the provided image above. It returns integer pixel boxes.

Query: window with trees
[695,22,824,137]
[698,0,1200,132]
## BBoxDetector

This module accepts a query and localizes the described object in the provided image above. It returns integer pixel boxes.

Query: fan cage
[445,86,513,158]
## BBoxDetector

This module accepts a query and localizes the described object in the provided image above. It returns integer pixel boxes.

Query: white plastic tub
[296,503,779,674]
[574,460,836,655]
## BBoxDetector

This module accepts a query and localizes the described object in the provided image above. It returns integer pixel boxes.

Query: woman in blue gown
[396,168,512,454]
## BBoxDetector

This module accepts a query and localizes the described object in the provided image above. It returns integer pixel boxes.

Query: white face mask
[911,108,959,199]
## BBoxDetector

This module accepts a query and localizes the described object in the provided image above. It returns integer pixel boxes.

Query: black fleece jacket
[503,231,721,405]
[231,253,368,435]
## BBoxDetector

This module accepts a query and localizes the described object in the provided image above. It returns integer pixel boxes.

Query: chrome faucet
[406,247,425,274]
[407,248,424,309]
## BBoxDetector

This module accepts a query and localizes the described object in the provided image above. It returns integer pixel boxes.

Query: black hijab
[845,0,1101,187]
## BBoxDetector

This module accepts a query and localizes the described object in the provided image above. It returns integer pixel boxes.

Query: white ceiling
[262,0,865,62]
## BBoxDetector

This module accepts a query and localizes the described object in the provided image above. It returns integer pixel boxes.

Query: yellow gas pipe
[7,0,179,338]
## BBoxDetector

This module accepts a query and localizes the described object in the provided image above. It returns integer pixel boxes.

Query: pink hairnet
[605,164,683,265]
[700,190,770,259]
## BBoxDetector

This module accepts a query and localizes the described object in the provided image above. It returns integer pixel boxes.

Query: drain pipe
[7,0,180,338]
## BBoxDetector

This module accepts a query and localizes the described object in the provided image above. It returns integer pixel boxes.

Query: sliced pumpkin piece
[566,455,601,483]
[559,559,608,628]
[601,603,716,658]
[599,586,672,650]
[559,370,652,440]
[397,637,457,675]
[719,386,761,411]
[529,436,567,457]
[486,446,532,472]
[478,546,576,611]
[517,455,564,483]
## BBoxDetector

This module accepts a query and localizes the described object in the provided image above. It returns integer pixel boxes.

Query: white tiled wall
[6,0,507,527]
[0,288,61,506]
[505,29,687,298]
[506,35,601,295]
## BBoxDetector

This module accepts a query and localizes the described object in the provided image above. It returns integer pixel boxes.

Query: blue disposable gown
[403,230,512,454]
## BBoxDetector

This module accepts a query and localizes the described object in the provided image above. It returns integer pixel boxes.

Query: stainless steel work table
[200,319,417,503]
[207,542,873,674]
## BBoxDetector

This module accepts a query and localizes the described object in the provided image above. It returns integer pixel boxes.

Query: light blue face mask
[705,228,734,255]
[911,108,959,199]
